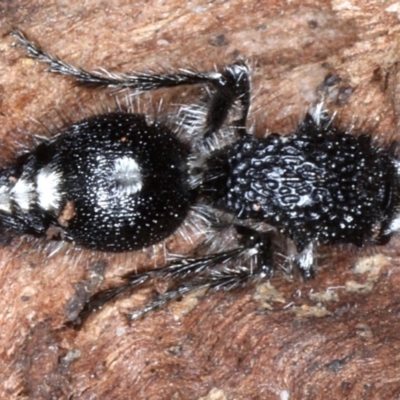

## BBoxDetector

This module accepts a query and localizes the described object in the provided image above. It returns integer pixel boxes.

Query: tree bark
[1,1,400,398]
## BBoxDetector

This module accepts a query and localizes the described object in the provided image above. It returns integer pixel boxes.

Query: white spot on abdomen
[0,185,11,213]
[96,155,143,209]
[113,156,143,195]
[11,178,34,211]
[36,167,63,211]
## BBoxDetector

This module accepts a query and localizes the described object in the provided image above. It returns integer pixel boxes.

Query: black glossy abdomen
[52,113,192,251]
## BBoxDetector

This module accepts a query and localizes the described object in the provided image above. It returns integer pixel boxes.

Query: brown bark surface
[1,1,400,399]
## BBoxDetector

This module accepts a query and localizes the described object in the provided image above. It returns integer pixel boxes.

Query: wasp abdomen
[0,112,192,251]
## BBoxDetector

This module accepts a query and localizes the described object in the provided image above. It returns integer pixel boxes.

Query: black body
[204,115,396,251]
[8,30,400,323]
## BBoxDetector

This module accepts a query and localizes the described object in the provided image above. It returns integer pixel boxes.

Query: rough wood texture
[1,1,400,399]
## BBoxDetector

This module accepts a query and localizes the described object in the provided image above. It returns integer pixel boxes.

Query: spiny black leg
[10,28,222,90]
[126,262,257,321]
[10,30,251,137]
[126,226,275,320]
[73,247,247,326]
[141,247,245,281]
[127,286,193,320]
[72,273,150,327]
[73,226,275,325]
[203,63,251,137]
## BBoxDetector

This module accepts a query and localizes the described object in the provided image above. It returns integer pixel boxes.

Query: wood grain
[1,1,400,398]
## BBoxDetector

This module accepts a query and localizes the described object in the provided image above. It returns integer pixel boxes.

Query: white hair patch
[11,178,34,211]
[296,242,314,273]
[0,185,11,213]
[386,213,400,234]
[113,156,143,195]
[36,167,63,211]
